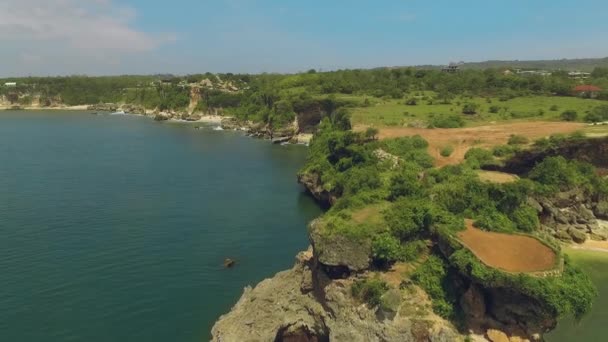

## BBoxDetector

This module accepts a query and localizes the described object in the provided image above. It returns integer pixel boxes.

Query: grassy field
[348,94,606,127]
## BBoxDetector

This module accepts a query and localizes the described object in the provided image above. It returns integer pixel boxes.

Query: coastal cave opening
[274,323,329,342]
[320,264,351,279]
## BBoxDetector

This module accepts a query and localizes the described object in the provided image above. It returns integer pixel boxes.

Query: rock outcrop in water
[211,248,462,342]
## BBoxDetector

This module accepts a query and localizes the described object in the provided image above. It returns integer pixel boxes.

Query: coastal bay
[0,111,322,341]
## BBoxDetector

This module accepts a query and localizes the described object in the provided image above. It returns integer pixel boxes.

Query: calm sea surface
[0,111,322,341]
[546,249,608,341]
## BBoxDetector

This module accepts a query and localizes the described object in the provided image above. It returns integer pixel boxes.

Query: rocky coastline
[212,137,608,342]
[2,101,314,145]
[211,247,462,342]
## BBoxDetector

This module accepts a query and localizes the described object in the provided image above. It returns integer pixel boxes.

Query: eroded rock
[309,220,371,274]
[211,248,462,342]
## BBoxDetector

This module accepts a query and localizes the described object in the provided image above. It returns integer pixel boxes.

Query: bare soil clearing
[458,220,557,273]
[356,121,585,166]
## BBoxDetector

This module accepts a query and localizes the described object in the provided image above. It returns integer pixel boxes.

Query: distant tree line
[2,67,608,126]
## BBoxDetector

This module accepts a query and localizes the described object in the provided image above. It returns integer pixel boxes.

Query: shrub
[584,105,608,123]
[405,98,417,106]
[343,166,382,195]
[351,277,389,307]
[379,136,433,168]
[492,145,519,157]
[550,104,559,111]
[464,148,495,169]
[412,255,455,319]
[507,134,529,145]
[489,105,501,113]
[440,145,454,157]
[569,131,586,140]
[384,198,434,240]
[401,240,428,261]
[389,167,424,200]
[364,127,379,140]
[372,233,402,265]
[474,208,516,232]
[529,156,585,192]
[428,113,465,128]
[511,205,540,232]
[561,110,578,122]
[462,102,479,115]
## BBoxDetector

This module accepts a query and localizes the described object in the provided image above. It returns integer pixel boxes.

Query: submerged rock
[223,258,236,268]
[86,103,119,112]
[271,136,291,144]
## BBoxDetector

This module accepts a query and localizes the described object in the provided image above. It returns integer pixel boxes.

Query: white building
[4,82,17,87]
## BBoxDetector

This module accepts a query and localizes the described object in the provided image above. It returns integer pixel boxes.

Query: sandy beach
[571,239,608,253]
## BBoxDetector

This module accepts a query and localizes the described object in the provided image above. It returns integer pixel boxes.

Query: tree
[584,105,608,123]
[330,108,352,130]
[561,110,578,122]
[364,127,379,141]
[462,102,479,115]
[591,67,608,78]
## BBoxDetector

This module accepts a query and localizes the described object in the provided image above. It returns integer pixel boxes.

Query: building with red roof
[573,84,602,98]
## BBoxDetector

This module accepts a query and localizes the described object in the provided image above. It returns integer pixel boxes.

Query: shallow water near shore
[0,111,322,341]
[546,249,608,341]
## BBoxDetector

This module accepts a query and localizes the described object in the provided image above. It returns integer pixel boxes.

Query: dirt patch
[477,170,519,184]
[380,262,416,288]
[457,220,557,273]
[356,121,585,167]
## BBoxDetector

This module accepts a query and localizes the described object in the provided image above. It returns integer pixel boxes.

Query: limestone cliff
[211,249,462,342]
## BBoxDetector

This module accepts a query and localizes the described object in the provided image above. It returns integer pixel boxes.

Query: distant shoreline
[0,105,90,111]
[0,105,225,124]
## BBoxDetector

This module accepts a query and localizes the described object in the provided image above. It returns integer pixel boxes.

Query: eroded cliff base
[211,248,461,342]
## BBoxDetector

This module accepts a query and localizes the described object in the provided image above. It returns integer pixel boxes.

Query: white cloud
[0,0,176,75]
[0,0,174,53]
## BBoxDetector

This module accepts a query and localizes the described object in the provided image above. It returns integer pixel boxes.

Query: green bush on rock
[352,277,389,307]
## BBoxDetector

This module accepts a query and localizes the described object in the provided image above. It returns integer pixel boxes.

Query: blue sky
[2,0,608,76]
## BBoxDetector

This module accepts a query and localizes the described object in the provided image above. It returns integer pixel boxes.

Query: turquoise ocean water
[0,111,322,341]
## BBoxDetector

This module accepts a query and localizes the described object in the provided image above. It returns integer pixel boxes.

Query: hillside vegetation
[2,64,608,132]
[299,117,605,338]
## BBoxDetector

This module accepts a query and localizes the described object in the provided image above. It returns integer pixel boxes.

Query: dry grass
[356,121,585,166]
[477,170,519,184]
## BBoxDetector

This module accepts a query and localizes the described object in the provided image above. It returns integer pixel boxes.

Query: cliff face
[490,137,608,175]
[296,172,337,208]
[457,278,555,340]
[529,190,608,243]
[211,248,462,342]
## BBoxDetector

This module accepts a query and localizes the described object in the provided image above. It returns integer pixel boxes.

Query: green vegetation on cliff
[301,117,603,329]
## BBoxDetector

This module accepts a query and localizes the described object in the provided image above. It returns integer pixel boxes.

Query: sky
[1,0,608,76]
